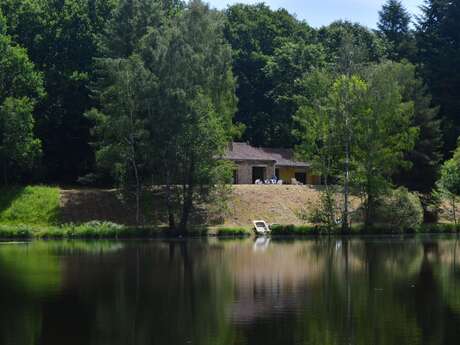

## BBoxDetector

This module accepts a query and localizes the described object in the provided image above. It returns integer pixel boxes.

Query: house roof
[224,142,309,168]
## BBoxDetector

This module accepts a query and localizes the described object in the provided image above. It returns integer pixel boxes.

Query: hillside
[58,185,324,227]
[5,185,453,228]
[225,185,322,226]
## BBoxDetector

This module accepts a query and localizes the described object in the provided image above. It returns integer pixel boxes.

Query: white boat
[253,220,271,236]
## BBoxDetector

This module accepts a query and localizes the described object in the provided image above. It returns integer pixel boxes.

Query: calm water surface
[1,236,460,345]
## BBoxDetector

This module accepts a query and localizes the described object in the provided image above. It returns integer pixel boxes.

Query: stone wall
[234,160,275,184]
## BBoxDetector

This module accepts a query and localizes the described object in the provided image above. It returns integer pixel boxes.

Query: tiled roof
[224,142,309,168]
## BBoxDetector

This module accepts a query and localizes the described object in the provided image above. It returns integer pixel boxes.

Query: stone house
[224,142,321,185]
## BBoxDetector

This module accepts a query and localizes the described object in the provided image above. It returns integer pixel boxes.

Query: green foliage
[0,224,34,238]
[270,224,322,235]
[0,186,60,225]
[140,0,237,232]
[0,98,41,184]
[1,0,117,182]
[373,188,424,231]
[216,227,249,236]
[0,11,44,184]
[88,55,155,223]
[354,63,417,225]
[416,0,460,154]
[436,144,460,223]
[224,3,322,147]
[390,62,443,192]
[318,20,387,70]
[296,63,417,229]
[0,221,163,239]
[417,222,460,233]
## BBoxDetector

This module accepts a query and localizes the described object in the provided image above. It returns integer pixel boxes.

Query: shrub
[0,224,34,238]
[372,188,424,232]
[216,227,249,236]
[270,224,322,235]
[417,223,460,233]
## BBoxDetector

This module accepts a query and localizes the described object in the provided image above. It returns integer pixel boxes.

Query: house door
[252,167,266,183]
[295,172,307,184]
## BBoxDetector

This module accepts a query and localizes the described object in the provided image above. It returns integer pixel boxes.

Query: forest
[1,0,460,232]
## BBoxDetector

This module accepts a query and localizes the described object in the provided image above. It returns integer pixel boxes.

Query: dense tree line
[1,0,459,230]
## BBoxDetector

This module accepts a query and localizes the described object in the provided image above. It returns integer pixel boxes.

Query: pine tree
[390,62,443,193]
[378,0,415,61]
[416,0,460,155]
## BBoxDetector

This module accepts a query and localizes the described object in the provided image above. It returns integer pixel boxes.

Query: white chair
[253,220,271,236]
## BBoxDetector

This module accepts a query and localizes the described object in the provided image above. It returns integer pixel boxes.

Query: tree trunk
[342,150,350,232]
[131,158,141,226]
[165,169,176,232]
[342,138,350,233]
[365,192,374,229]
[179,160,195,234]
[452,196,457,225]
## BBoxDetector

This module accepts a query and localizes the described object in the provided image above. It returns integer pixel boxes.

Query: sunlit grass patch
[0,186,60,225]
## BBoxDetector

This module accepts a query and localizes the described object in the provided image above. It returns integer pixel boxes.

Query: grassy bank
[269,223,460,235]
[0,186,60,225]
[1,222,460,240]
[0,222,164,239]
[1,185,460,239]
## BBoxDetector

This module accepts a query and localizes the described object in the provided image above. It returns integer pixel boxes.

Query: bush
[216,227,249,236]
[270,224,322,235]
[417,223,460,233]
[0,224,34,239]
[36,221,160,239]
[373,188,424,232]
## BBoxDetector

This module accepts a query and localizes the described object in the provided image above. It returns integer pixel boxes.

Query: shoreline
[1,222,459,240]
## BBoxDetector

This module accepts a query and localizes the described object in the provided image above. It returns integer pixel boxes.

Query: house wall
[277,167,321,185]
[307,174,321,185]
[278,167,297,183]
[232,161,321,185]
[234,160,276,184]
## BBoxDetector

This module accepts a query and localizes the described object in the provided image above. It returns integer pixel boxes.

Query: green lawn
[0,186,60,225]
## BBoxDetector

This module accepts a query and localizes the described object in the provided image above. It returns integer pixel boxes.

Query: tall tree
[416,0,460,155]
[90,0,236,232]
[377,0,416,61]
[87,56,154,224]
[356,63,417,227]
[140,0,237,232]
[389,62,443,193]
[0,10,44,185]
[295,72,366,231]
[296,65,417,230]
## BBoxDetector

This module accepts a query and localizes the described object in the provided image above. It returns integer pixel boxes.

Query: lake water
[1,236,460,345]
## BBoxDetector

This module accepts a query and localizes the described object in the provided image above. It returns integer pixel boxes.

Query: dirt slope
[60,185,323,226]
[225,185,322,226]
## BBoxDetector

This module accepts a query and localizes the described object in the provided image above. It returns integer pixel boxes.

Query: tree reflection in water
[0,236,460,345]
